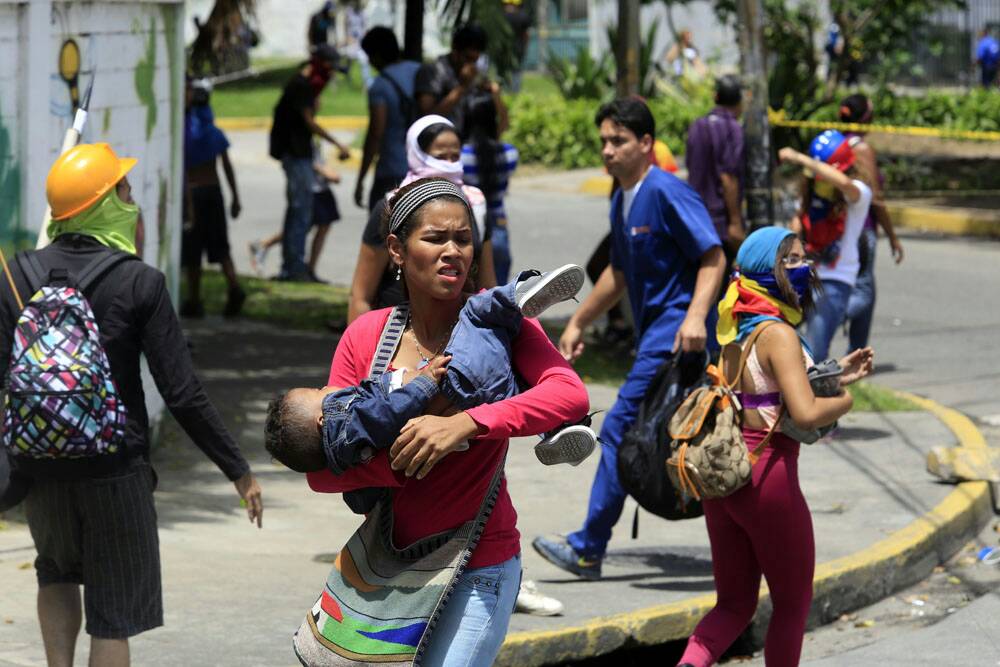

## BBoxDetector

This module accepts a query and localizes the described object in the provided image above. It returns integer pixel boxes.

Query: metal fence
[907,0,1000,87]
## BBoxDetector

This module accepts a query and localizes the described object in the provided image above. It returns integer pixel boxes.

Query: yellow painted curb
[215,115,368,131]
[579,175,613,197]
[886,203,1000,238]
[497,389,992,667]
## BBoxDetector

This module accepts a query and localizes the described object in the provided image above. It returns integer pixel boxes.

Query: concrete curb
[496,389,993,666]
[885,203,1000,239]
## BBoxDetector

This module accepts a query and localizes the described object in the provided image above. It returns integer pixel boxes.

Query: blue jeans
[568,347,673,559]
[420,554,521,667]
[805,279,854,362]
[280,156,315,278]
[845,227,876,352]
[491,222,512,285]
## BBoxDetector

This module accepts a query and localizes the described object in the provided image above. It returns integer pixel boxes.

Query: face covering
[398,115,465,187]
[47,188,139,255]
[785,264,812,302]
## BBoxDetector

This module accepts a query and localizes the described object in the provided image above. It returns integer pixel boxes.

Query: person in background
[341,0,372,88]
[461,92,518,283]
[976,27,1000,88]
[838,94,904,353]
[307,1,335,48]
[783,130,873,361]
[665,29,705,79]
[269,44,351,282]
[181,77,245,318]
[503,0,532,93]
[355,26,421,210]
[533,98,726,580]
[686,74,746,264]
[415,23,508,137]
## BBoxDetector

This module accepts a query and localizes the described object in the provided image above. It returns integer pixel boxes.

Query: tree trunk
[737,0,773,230]
[616,0,640,96]
[404,0,424,62]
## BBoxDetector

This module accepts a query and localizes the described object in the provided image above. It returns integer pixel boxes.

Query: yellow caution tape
[768,108,1000,142]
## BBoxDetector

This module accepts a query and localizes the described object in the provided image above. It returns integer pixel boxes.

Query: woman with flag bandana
[677,227,873,667]
[782,130,873,361]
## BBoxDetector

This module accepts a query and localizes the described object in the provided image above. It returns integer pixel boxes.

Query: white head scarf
[399,115,465,187]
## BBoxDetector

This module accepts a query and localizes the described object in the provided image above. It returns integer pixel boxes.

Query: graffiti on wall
[0,115,28,253]
[134,17,158,141]
[58,38,82,112]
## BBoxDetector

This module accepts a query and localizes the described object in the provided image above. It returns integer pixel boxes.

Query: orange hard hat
[46,143,137,220]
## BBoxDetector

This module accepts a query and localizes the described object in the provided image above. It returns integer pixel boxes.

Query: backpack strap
[721,319,784,463]
[14,252,46,295]
[368,303,410,379]
[75,251,141,293]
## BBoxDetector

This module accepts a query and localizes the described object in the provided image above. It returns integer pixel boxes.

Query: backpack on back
[665,321,781,502]
[3,250,136,460]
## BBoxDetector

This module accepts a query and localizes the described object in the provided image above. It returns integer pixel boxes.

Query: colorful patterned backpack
[2,250,136,460]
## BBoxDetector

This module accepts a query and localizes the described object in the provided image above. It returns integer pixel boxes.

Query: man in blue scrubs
[533,97,725,579]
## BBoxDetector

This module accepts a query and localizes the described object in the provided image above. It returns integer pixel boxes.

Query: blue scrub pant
[568,346,673,560]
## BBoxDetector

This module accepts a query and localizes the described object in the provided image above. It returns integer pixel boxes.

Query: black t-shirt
[363,199,405,308]
[270,74,314,160]
[415,55,468,134]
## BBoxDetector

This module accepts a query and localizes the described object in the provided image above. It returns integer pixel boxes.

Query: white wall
[0,0,185,423]
[588,0,739,71]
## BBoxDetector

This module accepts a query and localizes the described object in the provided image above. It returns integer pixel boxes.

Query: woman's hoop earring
[395,264,402,281]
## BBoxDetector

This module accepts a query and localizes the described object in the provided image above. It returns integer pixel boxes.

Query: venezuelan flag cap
[808,129,855,172]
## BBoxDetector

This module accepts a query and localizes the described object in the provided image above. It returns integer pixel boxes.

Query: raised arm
[778,147,861,203]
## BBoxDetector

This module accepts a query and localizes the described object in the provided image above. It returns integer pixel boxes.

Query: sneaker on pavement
[535,424,597,466]
[248,241,268,276]
[532,535,602,581]
[515,580,564,616]
[514,264,585,319]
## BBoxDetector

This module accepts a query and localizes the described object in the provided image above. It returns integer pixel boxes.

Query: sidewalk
[0,317,990,666]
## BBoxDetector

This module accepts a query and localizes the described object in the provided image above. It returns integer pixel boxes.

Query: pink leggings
[678,431,814,667]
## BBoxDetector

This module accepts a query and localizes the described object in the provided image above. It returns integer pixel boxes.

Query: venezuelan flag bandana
[717,271,803,346]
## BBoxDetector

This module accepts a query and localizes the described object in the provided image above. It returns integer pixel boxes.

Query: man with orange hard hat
[0,144,263,667]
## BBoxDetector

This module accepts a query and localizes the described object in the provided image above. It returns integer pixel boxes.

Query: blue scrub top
[609,166,722,353]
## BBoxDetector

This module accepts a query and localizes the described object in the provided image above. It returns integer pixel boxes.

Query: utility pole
[536,0,549,70]
[736,0,773,230]
[616,0,640,96]
[403,0,423,62]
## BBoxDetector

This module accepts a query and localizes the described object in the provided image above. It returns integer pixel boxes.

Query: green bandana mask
[47,188,139,254]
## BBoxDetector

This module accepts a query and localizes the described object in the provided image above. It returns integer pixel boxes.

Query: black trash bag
[617,351,708,524]
[0,451,31,513]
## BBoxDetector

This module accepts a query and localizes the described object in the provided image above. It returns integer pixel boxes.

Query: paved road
[0,129,997,665]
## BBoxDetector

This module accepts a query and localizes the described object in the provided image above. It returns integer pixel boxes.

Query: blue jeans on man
[845,227,877,352]
[280,156,315,279]
[806,279,854,361]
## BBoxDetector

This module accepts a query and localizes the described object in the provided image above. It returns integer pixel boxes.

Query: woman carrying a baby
[266,177,590,665]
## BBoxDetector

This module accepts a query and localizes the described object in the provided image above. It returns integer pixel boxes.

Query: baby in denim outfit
[265,265,596,480]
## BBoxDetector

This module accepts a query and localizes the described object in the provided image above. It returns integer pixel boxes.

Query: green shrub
[545,47,613,101]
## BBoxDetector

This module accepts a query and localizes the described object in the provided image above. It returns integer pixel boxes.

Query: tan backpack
[665,321,781,502]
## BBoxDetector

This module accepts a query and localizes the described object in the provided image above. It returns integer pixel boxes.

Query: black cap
[715,74,743,106]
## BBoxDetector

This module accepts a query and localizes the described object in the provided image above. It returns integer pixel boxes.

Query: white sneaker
[534,424,597,466]
[248,241,268,276]
[514,264,585,319]
[515,580,564,616]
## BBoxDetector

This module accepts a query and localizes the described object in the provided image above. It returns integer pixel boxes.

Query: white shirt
[622,177,645,222]
[816,180,872,287]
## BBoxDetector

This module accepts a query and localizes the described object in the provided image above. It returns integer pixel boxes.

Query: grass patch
[212,61,369,118]
[847,382,919,412]
[188,270,349,330]
[211,65,559,118]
